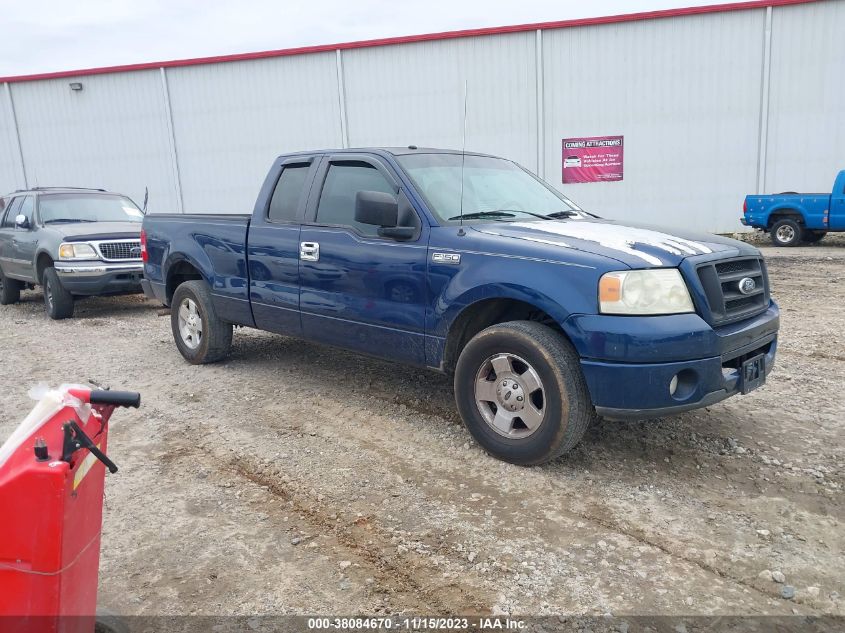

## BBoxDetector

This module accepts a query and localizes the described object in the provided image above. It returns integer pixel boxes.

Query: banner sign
[562,135,624,183]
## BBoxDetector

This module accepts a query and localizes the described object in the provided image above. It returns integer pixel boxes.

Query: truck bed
[142,212,253,325]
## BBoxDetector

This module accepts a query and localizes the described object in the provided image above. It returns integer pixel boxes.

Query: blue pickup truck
[742,170,845,246]
[141,148,779,464]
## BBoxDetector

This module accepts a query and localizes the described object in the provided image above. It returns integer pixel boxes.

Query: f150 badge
[432,252,461,264]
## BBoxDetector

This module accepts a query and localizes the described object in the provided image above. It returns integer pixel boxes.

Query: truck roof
[278,147,501,160]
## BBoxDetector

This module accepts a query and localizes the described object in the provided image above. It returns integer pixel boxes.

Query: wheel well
[166,261,204,304]
[767,210,803,229]
[442,299,561,374]
[36,253,54,284]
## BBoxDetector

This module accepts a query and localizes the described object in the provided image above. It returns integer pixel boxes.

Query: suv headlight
[58,243,98,260]
[599,269,694,315]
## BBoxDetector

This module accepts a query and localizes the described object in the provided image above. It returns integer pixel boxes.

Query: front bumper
[54,261,144,296]
[565,302,779,420]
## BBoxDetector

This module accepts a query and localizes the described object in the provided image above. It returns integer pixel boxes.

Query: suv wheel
[0,270,22,305]
[770,218,804,247]
[454,320,596,465]
[171,280,233,364]
[42,268,74,319]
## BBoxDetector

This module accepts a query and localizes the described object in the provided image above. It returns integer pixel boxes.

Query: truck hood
[47,222,142,241]
[472,217,757,267]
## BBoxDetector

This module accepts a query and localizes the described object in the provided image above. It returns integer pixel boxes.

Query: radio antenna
[458,79,468,226]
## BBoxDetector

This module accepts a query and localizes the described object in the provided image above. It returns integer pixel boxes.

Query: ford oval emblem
[738,277,757,295]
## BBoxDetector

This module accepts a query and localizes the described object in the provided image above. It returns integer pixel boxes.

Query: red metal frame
[0,0,820,84]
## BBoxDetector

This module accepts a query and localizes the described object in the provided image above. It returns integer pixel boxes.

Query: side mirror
[14,214,28,229]
[355,190,398,228]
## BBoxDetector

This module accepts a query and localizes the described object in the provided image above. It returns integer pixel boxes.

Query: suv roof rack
[25,186,107,192]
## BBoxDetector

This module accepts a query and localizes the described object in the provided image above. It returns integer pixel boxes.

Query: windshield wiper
[448,211,516,221]
[44,218,96,224]
[545,210,580,219]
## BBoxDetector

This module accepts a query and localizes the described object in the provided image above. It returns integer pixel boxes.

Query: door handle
[300,241,320,262]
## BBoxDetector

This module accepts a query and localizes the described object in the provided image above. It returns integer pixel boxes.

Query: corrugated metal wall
[342,32,538,171]
[0,86,24,196]
[765,0,845,193]
[542,9,765,231]
[1,0,841,230]
[166,53,342,212]
[7,70,178,211]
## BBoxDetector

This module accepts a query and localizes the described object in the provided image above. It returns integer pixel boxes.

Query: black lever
[89,390,141,408]
[61,420,119,474]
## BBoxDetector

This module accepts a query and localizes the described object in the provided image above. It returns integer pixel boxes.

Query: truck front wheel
[42,268,74,319]
[171,280,233,364]
[454,320,596,465]
[770,218,804,247]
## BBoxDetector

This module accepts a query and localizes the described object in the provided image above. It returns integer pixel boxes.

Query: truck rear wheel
[171,280,233,364]
[454,320,596,465]
[770,218,804,247]
[42,268,75,319]
[0,270,21,305]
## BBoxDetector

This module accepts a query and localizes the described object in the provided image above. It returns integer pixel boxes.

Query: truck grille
[696,257,769,325]
[97,240,142,261]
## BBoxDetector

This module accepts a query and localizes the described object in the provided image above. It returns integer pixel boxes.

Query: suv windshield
[39,193,143,225]
[396,153,588,224]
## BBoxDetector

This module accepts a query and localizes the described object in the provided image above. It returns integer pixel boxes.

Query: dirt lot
[0,240,843,618]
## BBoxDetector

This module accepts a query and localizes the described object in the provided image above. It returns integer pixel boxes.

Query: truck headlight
[599,269,694,315]
[58,243,98,260]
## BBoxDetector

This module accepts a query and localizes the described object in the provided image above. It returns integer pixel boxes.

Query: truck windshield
[396,153,588,224]
[39,194,143,225]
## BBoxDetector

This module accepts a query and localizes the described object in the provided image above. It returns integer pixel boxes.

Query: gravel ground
[0,240,842,618]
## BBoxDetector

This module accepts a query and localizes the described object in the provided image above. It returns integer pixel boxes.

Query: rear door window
[1,197,22,228]
[314,162,394,237]
[267,164,310,223]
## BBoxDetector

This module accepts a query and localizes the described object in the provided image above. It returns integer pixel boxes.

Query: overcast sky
[1,0,747,77]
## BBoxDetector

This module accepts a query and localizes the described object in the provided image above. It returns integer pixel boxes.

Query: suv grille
[98,240,141,261]
[696,257,769,325]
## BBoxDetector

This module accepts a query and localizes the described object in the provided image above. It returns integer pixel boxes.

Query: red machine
[0,385,140,633]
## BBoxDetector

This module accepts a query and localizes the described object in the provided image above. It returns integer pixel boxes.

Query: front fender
[429,251,605,339]
[437,283,573,339]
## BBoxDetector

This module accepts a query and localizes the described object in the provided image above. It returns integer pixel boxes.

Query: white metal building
[1,0,842,232]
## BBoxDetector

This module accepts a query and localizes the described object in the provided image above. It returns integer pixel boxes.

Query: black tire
[171,280,233,364]
[803,230,827,244]
[95,608,130,633]
[0,269,21,305]
[770,218,804,247]
[454,320,596,465]
[42,267,74,319]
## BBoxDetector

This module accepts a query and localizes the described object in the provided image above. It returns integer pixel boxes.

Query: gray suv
[0,187,144,319]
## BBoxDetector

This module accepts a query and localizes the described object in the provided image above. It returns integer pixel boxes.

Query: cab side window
[267,164,310,223]
[315,162,394,237]
[17,196,34,227]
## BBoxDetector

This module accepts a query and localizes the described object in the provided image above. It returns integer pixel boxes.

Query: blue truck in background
[141,148,779,465]
[743,170,845,246]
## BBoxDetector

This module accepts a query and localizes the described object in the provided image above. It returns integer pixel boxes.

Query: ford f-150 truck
[742,170,845,246]
[142,148,779,465]
[0,187,145,319]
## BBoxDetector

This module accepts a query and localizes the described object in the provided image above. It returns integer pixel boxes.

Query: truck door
[10,196,37,281]
[298,154,429,366]
[0,197,24,280]
[248,157,319,336]
[829,172,845,230]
